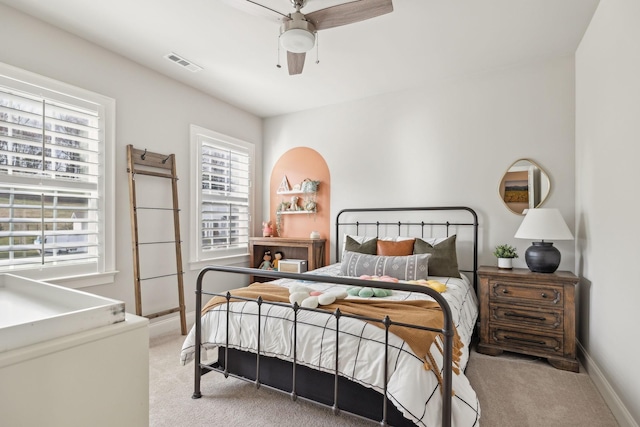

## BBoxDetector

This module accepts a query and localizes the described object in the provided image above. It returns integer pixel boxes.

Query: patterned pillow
[413,235,461,278]
[340,251,431,281]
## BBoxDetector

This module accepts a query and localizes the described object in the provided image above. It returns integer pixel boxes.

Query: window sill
[188,254,249,271]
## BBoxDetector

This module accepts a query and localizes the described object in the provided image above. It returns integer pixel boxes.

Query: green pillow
[413,235,461,278]
[344,235,377,255]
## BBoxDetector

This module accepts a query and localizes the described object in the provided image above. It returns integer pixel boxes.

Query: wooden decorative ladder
[126,144,187,334]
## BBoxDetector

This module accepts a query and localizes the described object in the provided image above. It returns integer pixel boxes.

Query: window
[190,125,254,263]
[0,63,115,284]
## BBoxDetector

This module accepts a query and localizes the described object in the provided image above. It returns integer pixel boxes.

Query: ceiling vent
[164,52,203,73]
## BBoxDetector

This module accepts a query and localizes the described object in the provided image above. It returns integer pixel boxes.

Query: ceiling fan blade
[287,52,306,75]
[220,0,287,23]
[306,0,393,31]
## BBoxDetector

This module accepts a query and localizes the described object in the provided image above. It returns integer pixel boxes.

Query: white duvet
[181,264,481,426]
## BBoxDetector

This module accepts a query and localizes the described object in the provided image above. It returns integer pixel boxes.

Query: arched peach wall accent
[269,147,330,265]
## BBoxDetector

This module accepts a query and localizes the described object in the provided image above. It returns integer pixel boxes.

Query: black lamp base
[524,241,561,273]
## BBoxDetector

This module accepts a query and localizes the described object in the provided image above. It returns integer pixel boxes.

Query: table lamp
[514,208,573,273]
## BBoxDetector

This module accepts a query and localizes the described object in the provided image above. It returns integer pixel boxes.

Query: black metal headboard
[335,206,479,290]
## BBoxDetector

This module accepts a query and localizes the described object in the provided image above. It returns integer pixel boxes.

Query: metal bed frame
[191,206,479,427]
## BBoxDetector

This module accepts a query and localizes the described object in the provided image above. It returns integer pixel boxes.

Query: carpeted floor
[465,350,618,426]
[149,331,618,426]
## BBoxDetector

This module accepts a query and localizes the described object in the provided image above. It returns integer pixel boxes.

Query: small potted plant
[493,244,519,269]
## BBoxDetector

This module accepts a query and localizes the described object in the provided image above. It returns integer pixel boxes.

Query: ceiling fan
[229,0,394,75]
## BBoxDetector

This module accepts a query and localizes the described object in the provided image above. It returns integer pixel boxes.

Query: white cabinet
[0,314,149,427]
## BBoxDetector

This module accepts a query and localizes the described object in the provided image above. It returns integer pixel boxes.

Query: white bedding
[181,264,481,426]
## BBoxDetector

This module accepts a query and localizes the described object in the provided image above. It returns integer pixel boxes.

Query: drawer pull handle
[502,289,508,294]
[504,312,546,322]
[541,293,547,298]
[504,335,546,346]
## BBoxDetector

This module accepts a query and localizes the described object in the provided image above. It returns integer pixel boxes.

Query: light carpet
[149,331,618,426]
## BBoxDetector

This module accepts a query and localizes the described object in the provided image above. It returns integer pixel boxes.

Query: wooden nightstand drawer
[489,304,563,330]
[489,326,563,356]
[489,281,563,307]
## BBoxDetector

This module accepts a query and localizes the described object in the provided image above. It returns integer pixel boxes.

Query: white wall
[0,5,263,321]
[576,0,640,425]
[264,57,577,268]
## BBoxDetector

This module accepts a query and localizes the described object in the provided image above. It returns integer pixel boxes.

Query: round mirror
[498,159,550,215]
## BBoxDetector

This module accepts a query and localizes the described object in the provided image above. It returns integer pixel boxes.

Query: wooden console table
[249,237,326,282]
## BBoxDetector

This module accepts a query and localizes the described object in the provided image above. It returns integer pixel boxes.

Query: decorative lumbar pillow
[340,251,431,281]
[376,238,415,256]
[413,234,461,278]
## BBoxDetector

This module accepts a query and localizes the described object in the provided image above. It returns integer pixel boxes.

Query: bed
[181,207,481,426]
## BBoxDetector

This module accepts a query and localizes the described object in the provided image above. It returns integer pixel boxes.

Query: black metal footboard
[191,266,457,427]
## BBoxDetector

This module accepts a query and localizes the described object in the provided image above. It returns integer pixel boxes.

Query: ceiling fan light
[279,17,316,53]
[280,28,315,53]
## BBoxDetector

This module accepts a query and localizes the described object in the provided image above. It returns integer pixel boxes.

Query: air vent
[164,52,203,73]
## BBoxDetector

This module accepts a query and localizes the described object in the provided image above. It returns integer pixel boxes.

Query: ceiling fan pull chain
[276,36,282,69]
[315,33,320,65]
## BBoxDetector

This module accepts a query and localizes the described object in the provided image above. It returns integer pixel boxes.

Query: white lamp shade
[280,28,315,53]
[514,208,573,241]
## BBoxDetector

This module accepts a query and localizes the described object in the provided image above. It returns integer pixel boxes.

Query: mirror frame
[498,158,551,215]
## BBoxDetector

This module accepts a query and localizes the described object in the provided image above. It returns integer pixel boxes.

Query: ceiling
[0,0,600,118]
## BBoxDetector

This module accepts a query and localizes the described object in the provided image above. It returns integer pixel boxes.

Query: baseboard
[148,311,195,339]
[578,341,639,427]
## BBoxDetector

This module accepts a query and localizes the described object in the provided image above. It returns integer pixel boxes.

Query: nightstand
[477,266,579,372]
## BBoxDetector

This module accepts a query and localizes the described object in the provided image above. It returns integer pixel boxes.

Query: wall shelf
[277,190,308,195]
[278,210,315,215]
[275,175,319,235]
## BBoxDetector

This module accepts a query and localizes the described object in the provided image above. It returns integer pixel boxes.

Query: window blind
[200,140,250,256]
[0,86,100,269]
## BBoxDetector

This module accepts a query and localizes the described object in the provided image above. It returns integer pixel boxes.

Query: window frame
[0,62,116,287]
[189,125,254,268]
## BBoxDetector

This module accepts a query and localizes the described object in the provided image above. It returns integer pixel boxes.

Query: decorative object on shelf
[301,178,320,193]
[304,200,317,211]
[492,244,518,269]
[514,208,573,273]
[258,250,273,270]
[278,175,291,193]
[273,251,283,270]
[277,200,291,211]
[309,230,320,239]
[288,195,302,211]
[275,211,283,236]
[262,221,274,237]
[275,200,291,236]
[301,178,319,214]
